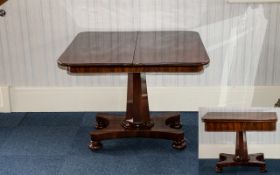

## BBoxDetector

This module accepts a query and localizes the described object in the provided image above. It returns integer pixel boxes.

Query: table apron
[66,65,204,73]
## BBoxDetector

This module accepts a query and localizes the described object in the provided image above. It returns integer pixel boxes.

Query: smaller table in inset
[202,112,277,173]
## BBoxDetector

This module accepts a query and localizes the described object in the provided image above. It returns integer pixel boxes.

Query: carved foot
[256,153,265,161]
[215,153,267,173]
[260,165,267,173]
[172,139,186,150]
[170,121,182,129]
[88,140,103,151]
[95,121,106,129]
[216,165,223,173]
[95,116,109,129]
[219,153,227,162]
[165,114,182,129]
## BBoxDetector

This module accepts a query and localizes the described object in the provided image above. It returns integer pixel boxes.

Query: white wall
[1,1,280,112]
[0,0,280,87]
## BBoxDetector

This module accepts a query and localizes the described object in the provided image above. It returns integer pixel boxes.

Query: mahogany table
[58,31,209,150]
[202,112,278,173]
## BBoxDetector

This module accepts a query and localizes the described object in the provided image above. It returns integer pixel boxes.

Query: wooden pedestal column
[216,131,266,173]
[89,73,186,150]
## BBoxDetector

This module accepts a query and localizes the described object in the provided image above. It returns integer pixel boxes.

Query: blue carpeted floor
[0,112,198,175]
[199,159,280,175]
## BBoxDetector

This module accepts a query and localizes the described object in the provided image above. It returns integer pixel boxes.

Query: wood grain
[89,113,186,150]
[202,112,277,131]
[134,31,209,66]
[88,74,186,150]
[202,112,277,172]
[58,32,137,67]
[58,31,210,73]
[67,65,204,73]
[202,112,277,122]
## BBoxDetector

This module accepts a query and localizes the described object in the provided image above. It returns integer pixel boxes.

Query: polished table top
[58,31,210,73]
[202,112,278,122]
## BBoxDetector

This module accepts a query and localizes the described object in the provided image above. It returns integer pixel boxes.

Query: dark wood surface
[58,32,137,67]
[123,73,151,128]
[89,73,186,150]
[202,112,277,122]
[202,112,278,173]
[216,152,266,173]
[89,112,186,150]
[134,31,209,66]
[66,65,204,73]
[58,31,209,73]
[0,0,7,6]
[58,31,209,150]
[202,112,277,131]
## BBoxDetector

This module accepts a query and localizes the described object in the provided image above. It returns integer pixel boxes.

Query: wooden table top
[202,112,278,123]
[58,31,209,73]
[202,112,277,132]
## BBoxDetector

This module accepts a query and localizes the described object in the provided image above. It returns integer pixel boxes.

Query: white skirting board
[0,86,279,112]
[0,87,10,112]
[199,144,280,159]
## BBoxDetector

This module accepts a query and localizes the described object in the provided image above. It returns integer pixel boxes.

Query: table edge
[58,62,207,73]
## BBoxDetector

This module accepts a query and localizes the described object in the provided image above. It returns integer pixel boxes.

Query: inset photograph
[199,107,280,174]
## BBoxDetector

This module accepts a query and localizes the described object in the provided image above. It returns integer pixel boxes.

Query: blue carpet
[0,113,26,127]
[0,156,64,175]
[0,126,79,156]
[199,159,280,175]
[0,127,13,148]
[20,112,84,127]
[0,112,198,175]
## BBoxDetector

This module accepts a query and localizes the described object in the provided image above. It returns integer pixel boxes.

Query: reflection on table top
[58,31,210,73]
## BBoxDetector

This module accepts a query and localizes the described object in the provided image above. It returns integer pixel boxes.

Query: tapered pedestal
[216,132,266,173]
[89,73,186,150]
